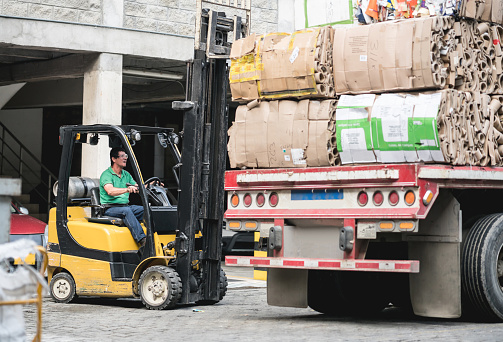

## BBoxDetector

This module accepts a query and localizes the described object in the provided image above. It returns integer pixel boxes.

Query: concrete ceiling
[0,45,188,109]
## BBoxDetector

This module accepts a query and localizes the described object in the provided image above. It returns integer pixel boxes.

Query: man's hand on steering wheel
[144,176,164,188]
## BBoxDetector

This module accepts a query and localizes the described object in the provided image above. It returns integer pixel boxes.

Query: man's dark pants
[104,205,146,242]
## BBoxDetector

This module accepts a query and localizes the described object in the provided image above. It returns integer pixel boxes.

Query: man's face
[113,151,128,168]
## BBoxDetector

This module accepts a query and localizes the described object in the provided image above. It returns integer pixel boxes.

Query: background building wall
[1,0,279,35]
[0,0,104,25]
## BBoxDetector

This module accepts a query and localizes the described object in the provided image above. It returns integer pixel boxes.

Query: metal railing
[0,121,56,215]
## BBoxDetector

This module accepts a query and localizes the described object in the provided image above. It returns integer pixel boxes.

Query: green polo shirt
[99,167,137,204]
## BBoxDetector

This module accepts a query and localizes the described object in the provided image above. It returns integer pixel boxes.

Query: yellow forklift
[47,10,245,309]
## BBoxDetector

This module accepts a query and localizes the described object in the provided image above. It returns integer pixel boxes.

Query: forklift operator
[100,147,147,247]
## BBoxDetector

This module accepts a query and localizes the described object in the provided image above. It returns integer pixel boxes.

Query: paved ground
[20,266,503,341]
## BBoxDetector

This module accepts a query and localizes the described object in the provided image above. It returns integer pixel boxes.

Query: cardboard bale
[229,33,266,102]
[333,17,456,94]
[335,89,503,166]
[371,94,418,163]
[455,19,503,95]
[229,27,335,102]
[336,91,447,165]
[227,99,338,168]
[335,94,378,164]
[461,0,503,25]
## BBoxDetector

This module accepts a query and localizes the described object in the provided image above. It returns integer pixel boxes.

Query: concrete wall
[124,0,278,36]
[0,0,104,25]
[1,0,278,35]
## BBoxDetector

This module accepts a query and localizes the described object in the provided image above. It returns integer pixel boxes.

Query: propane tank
[53,177,100,201]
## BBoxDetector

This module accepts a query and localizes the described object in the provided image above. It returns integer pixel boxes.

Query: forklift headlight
[130,129,141,141]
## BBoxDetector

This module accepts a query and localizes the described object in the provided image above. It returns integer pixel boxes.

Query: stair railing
[0,121,57,215]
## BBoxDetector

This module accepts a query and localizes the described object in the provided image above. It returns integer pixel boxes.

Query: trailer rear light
[256,193,265,207]
[357,191,368,206]
[269,192,279,207]
[404,190,415,206]
[423,190,433,206]
[243,193,252,207]
[228,221,241,231]
[399,221,415,230]
[379,221,394,230]
[373,191,384,206]
[389,191,399,206]
[244,221,257,230]
[230,194,239,207]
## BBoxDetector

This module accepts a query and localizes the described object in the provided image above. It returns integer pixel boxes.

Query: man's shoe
[139,237,146,247]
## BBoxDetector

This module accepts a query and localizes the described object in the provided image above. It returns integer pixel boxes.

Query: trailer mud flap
[407,190,462,319]
[267,268,308,308]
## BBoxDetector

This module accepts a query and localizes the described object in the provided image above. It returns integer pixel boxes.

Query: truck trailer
[225,163,503,321]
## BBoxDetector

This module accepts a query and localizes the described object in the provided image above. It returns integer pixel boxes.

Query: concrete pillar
[82,53,123,179]
[0,178,21,243]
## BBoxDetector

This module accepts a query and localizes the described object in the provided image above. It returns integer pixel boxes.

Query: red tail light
[256,193,265,207]
[243,193,252,207]
[269,192,279,207]
[389,191,399,206]
[373,191,384,206]
[357,191,368,206]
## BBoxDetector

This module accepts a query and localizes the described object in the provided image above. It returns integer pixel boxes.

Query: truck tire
[50,272,76,303]
[308,270,389,316]
[462,214,503,322]
[139,265,182,310]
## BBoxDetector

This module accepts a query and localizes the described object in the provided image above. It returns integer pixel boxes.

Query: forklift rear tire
[462,214,503,322]
[50,272,76,304]
[139,265,182,310]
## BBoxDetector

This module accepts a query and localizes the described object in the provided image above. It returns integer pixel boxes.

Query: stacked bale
[227,99,339,168]
[228,11,503,169]
[455,20,503,94]
[434,92,503,166]
[460,0,503,25]
[333,17,460,94]
[229,26,335,102]
[336,89,503,166]
[228,25,338,169]
[306,99,339,166]
[429,17,457,89]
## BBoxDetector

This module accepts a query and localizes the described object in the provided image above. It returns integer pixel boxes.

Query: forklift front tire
[139,266,182,310]
[50,272,76,304]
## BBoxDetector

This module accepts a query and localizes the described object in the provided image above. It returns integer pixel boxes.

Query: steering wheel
[144,177,162,187]
[143,177,165,206]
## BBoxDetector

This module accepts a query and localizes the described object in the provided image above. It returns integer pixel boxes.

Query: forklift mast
[173,8,248,304]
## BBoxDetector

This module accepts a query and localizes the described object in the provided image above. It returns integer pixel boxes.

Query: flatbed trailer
[224,163,503,321]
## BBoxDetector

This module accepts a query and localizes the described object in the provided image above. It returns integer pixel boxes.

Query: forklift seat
[85,187,125,226]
